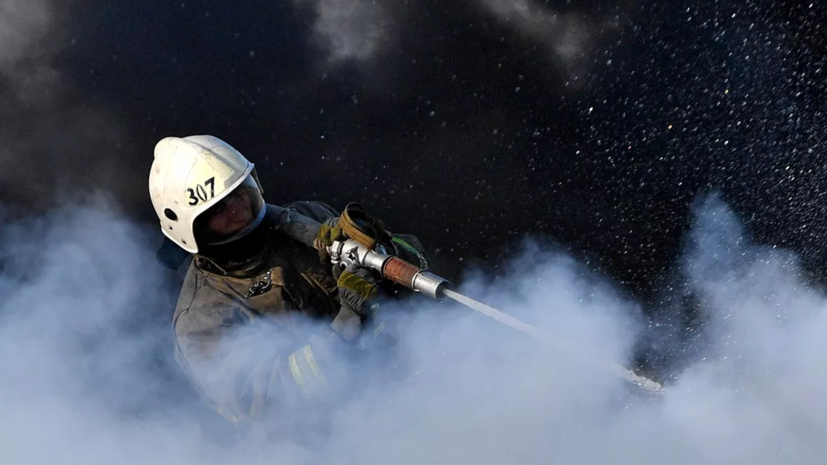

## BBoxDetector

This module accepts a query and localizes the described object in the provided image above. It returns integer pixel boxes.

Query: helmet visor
[193,174,265,247]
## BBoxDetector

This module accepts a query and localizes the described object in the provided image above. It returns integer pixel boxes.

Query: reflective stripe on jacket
[172,203,341,424]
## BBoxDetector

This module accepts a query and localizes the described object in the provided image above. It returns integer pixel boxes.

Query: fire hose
[327,238,664,395]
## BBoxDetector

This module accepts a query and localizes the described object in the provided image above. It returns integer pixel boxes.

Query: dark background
[2,1,826,370]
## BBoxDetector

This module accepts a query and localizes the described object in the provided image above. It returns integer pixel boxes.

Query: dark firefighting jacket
[172,201,428,428]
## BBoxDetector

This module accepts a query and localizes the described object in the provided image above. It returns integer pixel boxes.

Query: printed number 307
[188,177,216,206]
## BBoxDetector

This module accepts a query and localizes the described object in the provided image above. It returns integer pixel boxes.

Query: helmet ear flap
[250,168,264,195]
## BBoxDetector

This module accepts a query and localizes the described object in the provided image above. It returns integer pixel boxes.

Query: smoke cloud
[1,193,826,463]
[292,0,616,78]
[475,0,611,80]
[294,0,394,64]
[0,0,59,96]
[0,0,52,63]
[0,0,135,214]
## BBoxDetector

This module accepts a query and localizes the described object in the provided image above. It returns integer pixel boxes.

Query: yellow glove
[315,217,347,264]
[337,264,380,315]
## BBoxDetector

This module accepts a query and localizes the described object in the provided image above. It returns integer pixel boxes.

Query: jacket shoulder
[282,200,339,222]
[262,201,339,247]
[172,263,239,333]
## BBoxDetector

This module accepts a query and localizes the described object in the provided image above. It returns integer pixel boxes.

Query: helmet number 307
[188,177,216,206]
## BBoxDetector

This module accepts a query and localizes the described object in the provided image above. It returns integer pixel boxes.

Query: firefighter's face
[205,186,256,236]
[194,175,264,247]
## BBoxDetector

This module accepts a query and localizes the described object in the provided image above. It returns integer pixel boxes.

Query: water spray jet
[328,238,664,396]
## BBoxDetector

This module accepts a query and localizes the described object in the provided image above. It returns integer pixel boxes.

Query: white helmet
[149,135,265,253]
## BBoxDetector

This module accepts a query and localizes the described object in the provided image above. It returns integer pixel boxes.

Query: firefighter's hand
[330,264,380,341]
[315,217,346,264]
[337,264,379,315]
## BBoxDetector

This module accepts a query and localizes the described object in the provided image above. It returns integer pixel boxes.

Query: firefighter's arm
[173,299,342,424]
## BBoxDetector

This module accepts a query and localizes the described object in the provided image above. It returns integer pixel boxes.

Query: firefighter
[148,135,428,439]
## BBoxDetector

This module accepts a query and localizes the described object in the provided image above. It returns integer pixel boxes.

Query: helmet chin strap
[204,204,267,247]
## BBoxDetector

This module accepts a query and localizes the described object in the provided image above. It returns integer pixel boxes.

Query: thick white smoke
[0,196,238,464]
[1,193,826,464]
